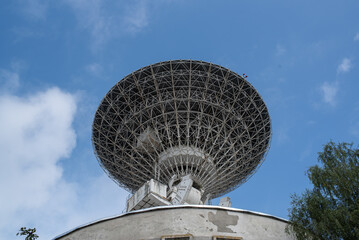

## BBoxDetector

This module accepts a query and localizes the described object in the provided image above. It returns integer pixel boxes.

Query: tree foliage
[17,227,39,240]
[287,141,359,240]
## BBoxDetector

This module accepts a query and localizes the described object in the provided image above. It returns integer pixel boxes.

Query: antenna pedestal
[126,174,204,212]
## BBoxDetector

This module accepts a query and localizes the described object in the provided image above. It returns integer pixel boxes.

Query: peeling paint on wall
[208,210,239,233]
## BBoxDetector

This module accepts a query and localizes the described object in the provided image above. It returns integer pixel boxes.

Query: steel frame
[92,60,271,199]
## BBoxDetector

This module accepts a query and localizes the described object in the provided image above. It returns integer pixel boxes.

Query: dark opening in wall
[161,234,192,240]
[213,236,243,240]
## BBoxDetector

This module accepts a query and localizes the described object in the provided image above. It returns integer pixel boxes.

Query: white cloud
[320,81,338,106]
[63,0,152,51]
[0,69,20,93]
[0,87,76,237]
[123,0,149,33]
[337,58,352,73]
[0,85,129,239]
[17,0,157,50]
[85,63,103,76]
[354,33,359,41]
[62,0,113,51]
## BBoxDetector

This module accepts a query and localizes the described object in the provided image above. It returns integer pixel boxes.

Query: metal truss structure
[92,60,271,199]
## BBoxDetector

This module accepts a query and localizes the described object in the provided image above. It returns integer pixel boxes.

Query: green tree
[17,227,39,240]
[287,141,359,240]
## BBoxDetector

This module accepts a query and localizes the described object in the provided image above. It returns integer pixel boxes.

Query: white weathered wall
[54,206,296,240]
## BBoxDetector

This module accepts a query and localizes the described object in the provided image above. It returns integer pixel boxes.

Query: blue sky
[0,0,358,239]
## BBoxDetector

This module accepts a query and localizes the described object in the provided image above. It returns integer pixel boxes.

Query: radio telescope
[92,60,271,209]
[55,60,294,240]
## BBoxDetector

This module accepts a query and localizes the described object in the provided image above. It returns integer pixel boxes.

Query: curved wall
[54,205,295,240]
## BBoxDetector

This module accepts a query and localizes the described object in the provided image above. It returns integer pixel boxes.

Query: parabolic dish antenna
[92,60,271,200]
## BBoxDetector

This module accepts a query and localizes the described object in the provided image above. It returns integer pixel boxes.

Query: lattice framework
[92,60,271,199]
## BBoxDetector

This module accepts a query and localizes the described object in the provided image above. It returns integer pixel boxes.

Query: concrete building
[54,205,295,240]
